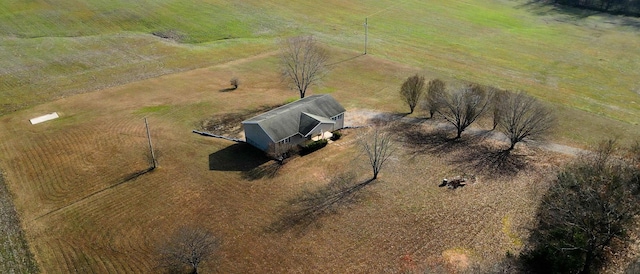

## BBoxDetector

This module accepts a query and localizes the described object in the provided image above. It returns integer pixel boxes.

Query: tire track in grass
[12,116,158,271]
[31,118,151,219]
[39,170,169,272]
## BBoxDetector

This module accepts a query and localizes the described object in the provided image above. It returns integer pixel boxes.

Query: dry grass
[1,1,639,272]
[0,50,579,272]
[0,173,38,273]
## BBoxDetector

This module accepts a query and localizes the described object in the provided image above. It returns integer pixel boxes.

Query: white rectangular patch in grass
[30,112,59,125]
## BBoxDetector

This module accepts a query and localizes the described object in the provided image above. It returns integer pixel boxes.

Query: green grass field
[1,0,638,142]
[1,0,640,272]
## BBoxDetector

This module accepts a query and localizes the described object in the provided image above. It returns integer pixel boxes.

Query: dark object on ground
[438,175,474,189]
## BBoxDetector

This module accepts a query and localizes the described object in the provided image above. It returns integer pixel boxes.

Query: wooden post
[364,17,368,55]
[145,118,157,169]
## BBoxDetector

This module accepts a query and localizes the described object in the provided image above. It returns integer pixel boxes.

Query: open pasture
[0,47,572,273]
[0,0,639,272]
[1,0,639,129]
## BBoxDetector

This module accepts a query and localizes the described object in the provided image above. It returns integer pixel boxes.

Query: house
[242,94,346,152]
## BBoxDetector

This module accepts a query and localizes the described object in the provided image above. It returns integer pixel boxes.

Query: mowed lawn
[0,0,639,272]
[1,0,639,131]
[0,49,568,273]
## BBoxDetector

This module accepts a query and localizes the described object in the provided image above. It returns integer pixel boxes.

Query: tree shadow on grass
[398,125,487,157]
[518,1,601,19]
[367,112,409,127]
[218,87,237,92]
[450,145,528,178]
[518,1,640,28]
[241,161,282,181]
[267,173,374,234]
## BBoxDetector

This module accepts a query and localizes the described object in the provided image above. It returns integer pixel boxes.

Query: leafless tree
[496,91,556,150]
[489,87,508,130]
[436,84,490,139]
[422,78,446,118]
[360,128,395,180]
[523,140,640,274]
[158,226,220,274]
[399,74,425,114]
[280,36,329,98]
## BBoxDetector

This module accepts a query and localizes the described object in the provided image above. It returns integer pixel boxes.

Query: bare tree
[422,79,446,118]
[436,84,490,139]
[280,36,329,98]
[496,91,556,150]
[489,87,508,130]
[158,226,220,274]
[360,128,395,180]
[399,74,425,114]
[523,140,640,274]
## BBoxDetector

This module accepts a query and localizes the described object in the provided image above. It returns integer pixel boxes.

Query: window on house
[281,137,291,144]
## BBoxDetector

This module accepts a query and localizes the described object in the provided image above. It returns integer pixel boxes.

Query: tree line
[536,0,640,16]
[400,74,556,151]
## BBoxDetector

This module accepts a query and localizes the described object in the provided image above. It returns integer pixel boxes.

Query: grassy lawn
[0,52,568,272]
[0,0,639,272]
[1,0,639,127]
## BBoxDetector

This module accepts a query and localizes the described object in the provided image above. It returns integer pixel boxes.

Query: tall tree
[422,79,446,118]
[158,226,220,274]
[360,128,395,180]
[436,84,490,139]
[280,36,329,98]
[399,74,425,114]
[489,87,508,130]
[496,91,556,150]
[523,140,640,274]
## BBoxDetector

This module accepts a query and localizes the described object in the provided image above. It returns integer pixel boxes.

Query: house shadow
[208,143,270,172]
[209,143,285,180]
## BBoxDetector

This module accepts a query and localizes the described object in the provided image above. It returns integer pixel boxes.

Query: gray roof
[242,94,345,142]
[299,112,335,137]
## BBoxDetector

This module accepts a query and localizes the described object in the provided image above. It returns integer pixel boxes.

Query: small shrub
[230,77,239,89]
[330,131,342,141]
[300,139,328,155]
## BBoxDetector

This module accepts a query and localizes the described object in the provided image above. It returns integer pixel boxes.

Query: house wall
[243,123,273,151]
[280,134,306,147]
[309,123,335,138]
[331,112,345,130]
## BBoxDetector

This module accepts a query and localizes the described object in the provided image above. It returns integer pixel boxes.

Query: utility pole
[364,17,368,55]
[144,117,157,169]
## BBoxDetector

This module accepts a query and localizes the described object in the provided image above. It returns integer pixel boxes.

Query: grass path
[0,173,38,273]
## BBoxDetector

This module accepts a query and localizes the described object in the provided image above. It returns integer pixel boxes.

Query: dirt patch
[151,29,187,42]
[199,104,283,138]
[442,249,471,272]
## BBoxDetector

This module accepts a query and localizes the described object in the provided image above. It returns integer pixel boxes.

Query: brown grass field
[0,48,592,273]
[3,0,640,272]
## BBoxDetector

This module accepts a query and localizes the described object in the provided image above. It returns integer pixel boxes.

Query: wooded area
[540,0,640,16]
